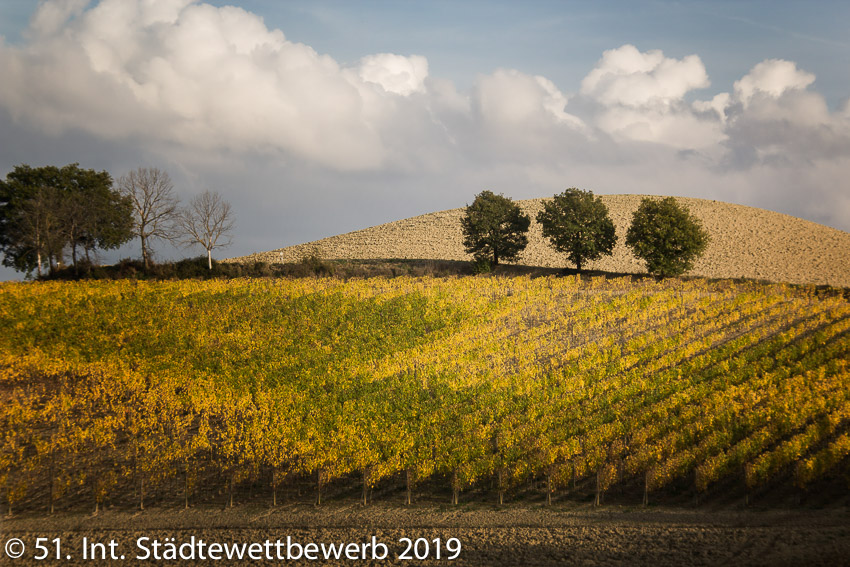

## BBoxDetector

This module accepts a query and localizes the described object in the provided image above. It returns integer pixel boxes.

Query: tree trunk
[794,464,805,506]
[184,470,190,509]
[498,469,504,506]
[229,471,235,508]
[49,450,55,515]
[272,468,278,507]
[207,249,212,270]
[595,469,602,507]
[405,469,413,506]
[71,241,78,273]
[316,469,323,507]
[141,234,149,270]
[643,470,649,507]
[133,443,138,498]
[362,470,369,507]
[140,477,145,511]
[546,472,552,506]
[451,470,459,506]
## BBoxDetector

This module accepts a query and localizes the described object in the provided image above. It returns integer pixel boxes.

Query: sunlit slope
[230,195,850,287]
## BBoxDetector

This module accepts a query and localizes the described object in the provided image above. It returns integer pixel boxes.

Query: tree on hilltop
[461,191,530,268]
[625,197,709,277]
[536,188,617,271]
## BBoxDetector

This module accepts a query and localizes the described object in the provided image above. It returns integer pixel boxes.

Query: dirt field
[228,195,850,288]
[4,504,850,566]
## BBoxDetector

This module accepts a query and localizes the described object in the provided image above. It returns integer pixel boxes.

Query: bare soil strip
[4,505,849,566]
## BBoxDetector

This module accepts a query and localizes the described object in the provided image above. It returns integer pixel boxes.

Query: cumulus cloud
[27,0,90,37]
[473,68,585,132]
[593,106,724,150]
[702,59,850,169]
[692,93,731,122]
[1,0,595,171]
[581,44,709,108]
[578,45,723,150]
[358,53,428,95]
[733,59,816,106]
[0,0,446,170]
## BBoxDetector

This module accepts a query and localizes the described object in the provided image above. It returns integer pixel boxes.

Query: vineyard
[1,275,849,514]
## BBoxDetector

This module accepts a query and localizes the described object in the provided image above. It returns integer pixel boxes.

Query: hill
[228,195,850,287]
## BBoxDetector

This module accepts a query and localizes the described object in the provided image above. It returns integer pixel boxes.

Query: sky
[1,0,849,280]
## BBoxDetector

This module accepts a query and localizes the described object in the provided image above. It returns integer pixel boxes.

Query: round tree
[625,197,709,277]
[461,191,530,267]
[536,188,617,271]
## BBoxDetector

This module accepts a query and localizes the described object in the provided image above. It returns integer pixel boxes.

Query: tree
[1,164,68,274]
[70,172,134,268]
[178,190,234,270]
[536,188,617,271]
[0,164,133,275]
[117,167,180,270]
[9,186,64,278]
[461,191,530,267]
[625,197,710,277]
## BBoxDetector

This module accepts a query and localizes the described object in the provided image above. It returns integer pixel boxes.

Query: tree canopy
[625,197,710,277]
[536,188,617,271]
[461,191,530,267]
[0,163,133,275]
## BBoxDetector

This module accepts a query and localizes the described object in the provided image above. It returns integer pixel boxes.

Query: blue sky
[203,1,850,104]
[1,1,849,279]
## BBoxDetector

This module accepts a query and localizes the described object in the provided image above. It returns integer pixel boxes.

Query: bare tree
[178,190,234,269]
[117,167,180,269]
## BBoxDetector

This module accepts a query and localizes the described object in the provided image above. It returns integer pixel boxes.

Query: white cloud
[358,53,428,95]
[474,68,585,130]
[579,45,722,149]
[581,44,709,108]
[715,60,850,167]
[733,59,815,106]
[27,0,89,38]
[0,0,412,169]
[692,93,731,122]
[595,106,725,150]
[741,90,830,126]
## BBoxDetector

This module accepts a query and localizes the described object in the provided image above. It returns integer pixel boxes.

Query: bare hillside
[229,195,850,287]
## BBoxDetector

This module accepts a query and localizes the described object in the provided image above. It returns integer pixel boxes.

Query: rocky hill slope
[228,195,850,287]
